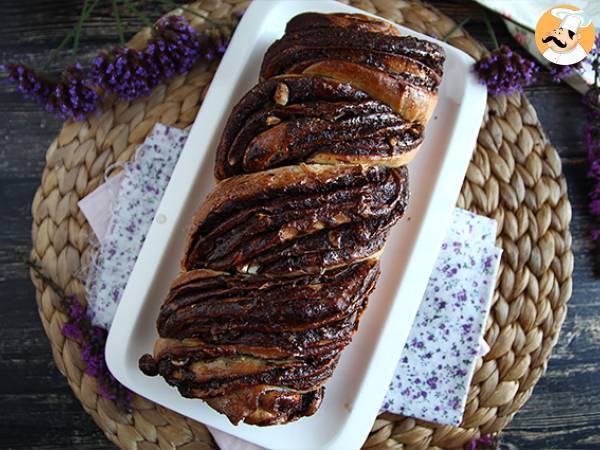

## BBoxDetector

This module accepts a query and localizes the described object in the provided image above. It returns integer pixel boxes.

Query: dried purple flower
[474,45,539,95]
[27,261,131,406]
[585,34,600,242]
[548,62,582,83]
[90,16,233,100]
[584,90,600,119]
[2,63,54,108]
[3,63,98,120]
[50,63,99,120]
[5,14,235,115]
[585,117,600,234]
[196,25,232,62]
[469,434,499,449]
[148,15,201,78]
[90,47,159,100]
[63,299,132,404]
[62,322,83,341]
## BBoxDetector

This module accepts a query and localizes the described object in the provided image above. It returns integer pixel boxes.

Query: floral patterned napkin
[381,208,502,425]
[79,124,502,442]
[80,124,188,329]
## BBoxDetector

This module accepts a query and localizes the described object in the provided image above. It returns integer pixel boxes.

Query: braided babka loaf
[139,12,444,426]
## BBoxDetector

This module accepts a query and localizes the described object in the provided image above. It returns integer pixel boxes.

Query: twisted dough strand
[139,12,444,426]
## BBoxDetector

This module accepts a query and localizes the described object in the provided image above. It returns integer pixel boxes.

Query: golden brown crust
[283,51,440,91]
[205,385,323,426]
[307,143,422,167]
[302,60,438,123]
[285,12,402,36]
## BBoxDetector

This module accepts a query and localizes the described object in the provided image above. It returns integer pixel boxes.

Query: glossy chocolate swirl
[215,74,372,179]
[261,28,445,79]
[260,26,444,125]
[140,260,379,425]
[139,12,443,427]
[214,76,424,179]
[184,164,408,274]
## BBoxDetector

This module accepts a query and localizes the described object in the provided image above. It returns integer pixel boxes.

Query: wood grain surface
[0,1,598,449]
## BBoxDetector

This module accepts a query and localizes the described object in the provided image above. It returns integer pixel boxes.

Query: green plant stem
[483,12,500,50]
[113,0,125,46]
[72,0,92,64]
[123,0,152,28]
[43,30,74,71]
[43,0,99,70]
[442,16,470,42]
[157,0,223,27]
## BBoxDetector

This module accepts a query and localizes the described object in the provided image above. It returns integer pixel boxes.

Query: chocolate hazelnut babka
[139,12,444,426]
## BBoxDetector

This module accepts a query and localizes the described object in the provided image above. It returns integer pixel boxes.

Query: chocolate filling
[215,75,371,179]
[184,165,408,273]
[263,47,440,90]
[139,261,379,423]
[158,261,379,337]
[261,28,445,78]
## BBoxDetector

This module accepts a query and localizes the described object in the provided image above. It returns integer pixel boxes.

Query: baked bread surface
[139,11,444,426]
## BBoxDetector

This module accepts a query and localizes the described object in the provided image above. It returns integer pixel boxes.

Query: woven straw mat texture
[29,0,574,449]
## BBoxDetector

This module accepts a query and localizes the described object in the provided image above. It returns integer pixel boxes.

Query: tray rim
[105,1,488,449]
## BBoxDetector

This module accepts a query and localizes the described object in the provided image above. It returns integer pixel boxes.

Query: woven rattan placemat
[29,0,573,448]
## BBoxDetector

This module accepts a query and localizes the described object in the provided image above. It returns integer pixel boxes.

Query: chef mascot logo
[535,5,595,65]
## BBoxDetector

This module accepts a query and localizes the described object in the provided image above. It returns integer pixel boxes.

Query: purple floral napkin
[79,124,502,443]
[80,124,188,329]
[381,208,501,425]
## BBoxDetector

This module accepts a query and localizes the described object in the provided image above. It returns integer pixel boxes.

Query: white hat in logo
[551,7,591,33]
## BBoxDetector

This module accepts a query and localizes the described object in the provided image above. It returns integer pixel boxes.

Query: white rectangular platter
[106,1,487,449]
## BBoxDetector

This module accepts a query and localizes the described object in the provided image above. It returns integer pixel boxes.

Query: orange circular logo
[535,4,595,65]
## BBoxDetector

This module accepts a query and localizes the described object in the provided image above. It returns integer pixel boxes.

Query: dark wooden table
[0,1,598,449]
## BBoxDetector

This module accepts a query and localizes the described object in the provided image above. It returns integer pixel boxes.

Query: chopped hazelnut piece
[274,83,290,105]
[266,116,281,126]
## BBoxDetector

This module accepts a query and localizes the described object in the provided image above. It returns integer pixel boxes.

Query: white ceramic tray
[106,1,487,449]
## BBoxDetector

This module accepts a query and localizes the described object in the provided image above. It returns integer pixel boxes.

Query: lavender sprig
[90,15,233,100]
[1,64,54,108]
[147,15,202,79]
[548,62,583,83]
[474,45,539,95]
[52,63,99,119]
[90,48,159,100]
[27,260,131,407]
[468,434,499,449]
[585,35,600,243]
[474,13,539,96]
[2,63,99,119]
[199,26,230,61]
[3,7,238,118]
